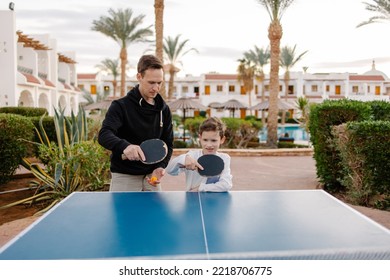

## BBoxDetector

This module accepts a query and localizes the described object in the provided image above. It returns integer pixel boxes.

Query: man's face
[199,130,225,155]
[137,68,164,103]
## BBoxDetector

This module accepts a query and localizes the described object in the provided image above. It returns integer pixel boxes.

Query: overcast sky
[9,0,390,76]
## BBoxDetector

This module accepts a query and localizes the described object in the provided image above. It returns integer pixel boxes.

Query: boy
[166,117,232,192]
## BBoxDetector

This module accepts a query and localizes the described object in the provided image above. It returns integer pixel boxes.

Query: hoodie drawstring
[139,97,163,128]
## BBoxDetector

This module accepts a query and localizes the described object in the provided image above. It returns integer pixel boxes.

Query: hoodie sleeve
[98,101,130,155]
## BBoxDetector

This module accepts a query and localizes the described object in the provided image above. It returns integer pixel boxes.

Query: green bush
[38,140,110,191]
[0,106,47,117]
[308,99,372,192]
[0,113,35,184]
[368,100,390,121]
[334,121,390,210]
[173,140,187,148]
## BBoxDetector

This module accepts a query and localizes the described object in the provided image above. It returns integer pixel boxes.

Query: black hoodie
[98,85,173,175]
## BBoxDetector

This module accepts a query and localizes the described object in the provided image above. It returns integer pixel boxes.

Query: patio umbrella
[220,99,247,117]
[250,99,295,111]
[167,97,207,139]
[208,102,223,109]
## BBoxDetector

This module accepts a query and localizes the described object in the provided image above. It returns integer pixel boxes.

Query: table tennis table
[1,190,390,260]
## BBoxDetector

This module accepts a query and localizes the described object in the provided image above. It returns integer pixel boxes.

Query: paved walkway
[1,149,389,248]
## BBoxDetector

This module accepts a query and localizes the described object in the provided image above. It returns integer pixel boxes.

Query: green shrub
[308,99,372,192]
[368,100,390,121]
[334,121,390,210]
[173,140,187,148]
[0,106,47,117]
[0,113,35,184]
[38,140,110,191]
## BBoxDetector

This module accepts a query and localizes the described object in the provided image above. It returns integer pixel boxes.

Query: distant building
[78,61,390,119]
[0,10,81,116]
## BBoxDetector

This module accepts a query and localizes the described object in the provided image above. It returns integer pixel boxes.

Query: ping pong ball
[150,176,158,183]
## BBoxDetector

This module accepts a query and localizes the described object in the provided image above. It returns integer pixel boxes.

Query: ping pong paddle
[121,139,168,164]
[197,154,224,177]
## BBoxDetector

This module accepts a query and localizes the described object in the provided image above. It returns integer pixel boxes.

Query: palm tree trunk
[112,80,117,97]
[154,0,167,99]
[120,47,127,97]
[267,20,283,148]
[168,67,175,100]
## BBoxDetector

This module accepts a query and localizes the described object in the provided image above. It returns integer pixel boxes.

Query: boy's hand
[184,154,204,171]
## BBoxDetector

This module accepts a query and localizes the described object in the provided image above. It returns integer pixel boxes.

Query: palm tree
[256,0,295,148]
[95,58,120,97]
[280,44,308,124]
[154,0,167,99]
[244,46,270,126]
[91,8,153,97]
[237,58,255,115]
[163,34,198,100]
[357,0,390,27]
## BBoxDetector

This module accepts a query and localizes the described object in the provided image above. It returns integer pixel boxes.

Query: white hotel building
[78,63,390,119]
[0,9,80,116]
[1,9,390,118]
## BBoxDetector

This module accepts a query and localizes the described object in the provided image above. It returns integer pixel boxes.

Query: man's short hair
[137,55,163,76]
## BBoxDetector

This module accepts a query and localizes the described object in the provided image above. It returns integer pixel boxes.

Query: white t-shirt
[165,149,233,192]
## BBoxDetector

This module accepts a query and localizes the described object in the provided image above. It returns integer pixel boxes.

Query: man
[98,55,173,191]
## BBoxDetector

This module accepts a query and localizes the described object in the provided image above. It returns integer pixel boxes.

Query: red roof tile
[77,73,98,80]
[349,75,384,81]
[43,79,55,87]
[21,73,41,84]
[205,74,238,80]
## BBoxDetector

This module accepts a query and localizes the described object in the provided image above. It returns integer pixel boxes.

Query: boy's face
[199,130,225,155]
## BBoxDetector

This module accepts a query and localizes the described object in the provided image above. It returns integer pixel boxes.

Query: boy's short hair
[137,55,163,77]
[199,117,226,138]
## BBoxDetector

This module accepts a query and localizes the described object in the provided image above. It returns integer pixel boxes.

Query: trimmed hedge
[308,99,372,192]
[334,121,390,210]
[0,113,35,184]
[0,106,47,117]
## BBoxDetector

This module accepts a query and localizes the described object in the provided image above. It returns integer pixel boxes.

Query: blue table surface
[1,190,390,260]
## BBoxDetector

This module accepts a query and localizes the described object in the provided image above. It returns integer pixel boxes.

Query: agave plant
[0,106,93,215]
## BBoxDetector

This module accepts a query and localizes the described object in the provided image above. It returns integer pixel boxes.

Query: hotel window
[352,86,358,93]
[229,85,235,92]
[216,85,223,92]
[335,85,341,95]
[240,85,245,95]
[311,85,318,92]
[182,86,189,93]
[375,86,380,95]
[205,85,210,95]
[255,85,258,94]
[264,85,270,91]
[326,85,330,92]
[90,85,97,94]
[288,85,294,95]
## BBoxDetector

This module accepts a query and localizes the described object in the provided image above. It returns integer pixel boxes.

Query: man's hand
[146,167,165,186]
[123,144,146,161]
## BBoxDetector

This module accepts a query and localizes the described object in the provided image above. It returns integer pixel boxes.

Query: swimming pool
[258,124,309,142]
